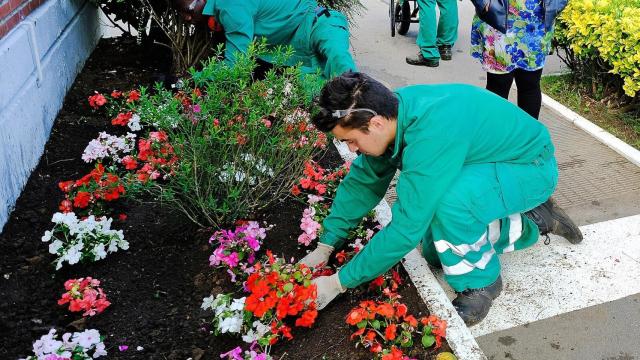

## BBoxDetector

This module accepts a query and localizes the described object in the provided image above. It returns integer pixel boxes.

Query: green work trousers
[421,149,558,292]
[416,0,459,60]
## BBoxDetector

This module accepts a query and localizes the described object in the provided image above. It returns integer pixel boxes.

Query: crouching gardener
[174,0,357,80]
[302,72,583,325]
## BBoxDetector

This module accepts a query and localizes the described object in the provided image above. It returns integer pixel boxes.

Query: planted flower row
[23,46,450,359]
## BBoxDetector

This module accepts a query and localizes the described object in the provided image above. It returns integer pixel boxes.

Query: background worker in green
[405,0,459,67]
[174,0,357,80]
[302,72,582,325]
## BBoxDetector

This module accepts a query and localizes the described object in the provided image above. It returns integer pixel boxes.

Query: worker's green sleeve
[319,154,396,249]
[215,3,257,65]
[337,119,470,288]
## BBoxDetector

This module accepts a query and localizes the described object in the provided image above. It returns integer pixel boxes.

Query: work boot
[453,276,503,326]
[524,198,583,244]
[405,53,439,67]
[438,45,452,60]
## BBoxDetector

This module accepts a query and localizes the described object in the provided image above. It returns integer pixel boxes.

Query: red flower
[291,185,301,196]
[122,155,138,170]
[375,302,395,318]
[335,250,347,264]
[315,183,327,195]
[295,309,317,327]
[111,90,122,98]
[350,327,365,340]
[370,276,385,288]
[59,199,73,213]
[88,92,107,109]
[193,88,203,97]
[73,191,91,208]
[112,112,133,126]
[58,180,74,192]
[384,323,397,340]
[395,303,408,318]
[404,315,418,327]
[236,133,248,145]
[346,308,367,325]
[381,346,404,360]
[118,213,127,221]
[127,90,140,103]
[391,269,403,286]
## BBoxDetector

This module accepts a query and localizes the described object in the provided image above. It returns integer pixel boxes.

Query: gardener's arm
[338,135,468,288]
[213,2,257,65]
[319,154,396,249]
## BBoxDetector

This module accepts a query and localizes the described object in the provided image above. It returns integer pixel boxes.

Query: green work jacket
[320,84,553,288]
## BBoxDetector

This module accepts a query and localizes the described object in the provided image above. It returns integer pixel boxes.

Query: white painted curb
[332,139,487,360]
[542,93,640,168]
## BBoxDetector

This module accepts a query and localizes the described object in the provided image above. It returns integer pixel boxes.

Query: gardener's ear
[368,115,386,130]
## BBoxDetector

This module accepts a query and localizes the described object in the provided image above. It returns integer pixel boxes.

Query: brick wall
[0,0,47,39]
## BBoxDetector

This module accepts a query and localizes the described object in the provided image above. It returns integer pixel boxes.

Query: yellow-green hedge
[555,0,640,97]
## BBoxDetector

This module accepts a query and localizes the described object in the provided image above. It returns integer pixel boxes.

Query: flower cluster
[201,294,247,335]
[129,131,178,183]
[209,221,270,282]
[244,252,318,346]
[220,343,272,360]
[42,212,129,270]
[82,132,136,163]
[293,161,352,246]
[217,153,276,186]
[291,161,350,198]
[87,89,141,111]
[346,299,447,359]
[282,108,327,150]
[58,164,125,215]
[58,277,111,317]
[23,328,107,359]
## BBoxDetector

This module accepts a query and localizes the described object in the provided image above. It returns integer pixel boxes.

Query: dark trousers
[486,69,543,119]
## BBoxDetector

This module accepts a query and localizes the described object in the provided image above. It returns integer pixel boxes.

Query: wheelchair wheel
[396,0,411,35]
[390,0,396,37]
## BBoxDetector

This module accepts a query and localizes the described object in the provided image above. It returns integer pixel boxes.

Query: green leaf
[357,320,367,329]
[372,320,381,330]
[422,334,436,348]
[283,283,294,292]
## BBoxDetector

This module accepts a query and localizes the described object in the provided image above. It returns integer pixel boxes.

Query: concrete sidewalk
[349,0,640,358]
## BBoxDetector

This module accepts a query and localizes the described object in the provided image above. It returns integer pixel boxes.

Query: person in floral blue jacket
[469,0,568,119]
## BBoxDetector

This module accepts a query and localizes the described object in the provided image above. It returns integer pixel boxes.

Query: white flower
[93,244,107,260]
[201,295,215,310]
[219,316,243,333]
[73,329,101,348]
[283,82,293,97]
[253,320,270,337]
[32,329,63,356]
[48,240,63,254]
[93,341,107,357]
[52,212,65,224]
[64,244,82,265]
[229,297,245,311]
[128,114,142,132]
[242,329,257,343]
[41,230,53,242]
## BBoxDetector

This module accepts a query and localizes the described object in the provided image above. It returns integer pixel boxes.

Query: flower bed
[0,37,452,359]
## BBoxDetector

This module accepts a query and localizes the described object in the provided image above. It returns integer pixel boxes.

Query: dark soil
[0,37,450,359]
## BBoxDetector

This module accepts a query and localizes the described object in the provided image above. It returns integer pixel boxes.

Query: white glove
[299,243,334,269]
[312,273,347,310]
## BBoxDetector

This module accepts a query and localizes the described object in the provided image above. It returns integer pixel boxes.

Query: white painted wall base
[0,0,101,232]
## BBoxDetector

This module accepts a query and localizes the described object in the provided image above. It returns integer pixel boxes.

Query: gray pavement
[350,0,640,358]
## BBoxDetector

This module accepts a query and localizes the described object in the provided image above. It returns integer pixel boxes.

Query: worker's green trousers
[421,146,558,292]
[415,0,459,60]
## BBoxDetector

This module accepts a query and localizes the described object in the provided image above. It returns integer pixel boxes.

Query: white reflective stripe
[442,248,496,276]
[488,219,501,245]
[503,214,523,253]
[434,232,488,257]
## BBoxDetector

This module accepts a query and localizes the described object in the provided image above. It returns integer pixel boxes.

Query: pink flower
[192,104,201,113]
[119,345,129,351]
[298,232,313,246]
[307,195,323,204]
[220,346,243,360]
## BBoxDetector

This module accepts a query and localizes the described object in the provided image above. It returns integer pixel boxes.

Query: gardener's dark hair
[312,72,398,132]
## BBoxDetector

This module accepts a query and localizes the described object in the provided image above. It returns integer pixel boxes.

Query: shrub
[554,0,640,106]
[127,44,326,227]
